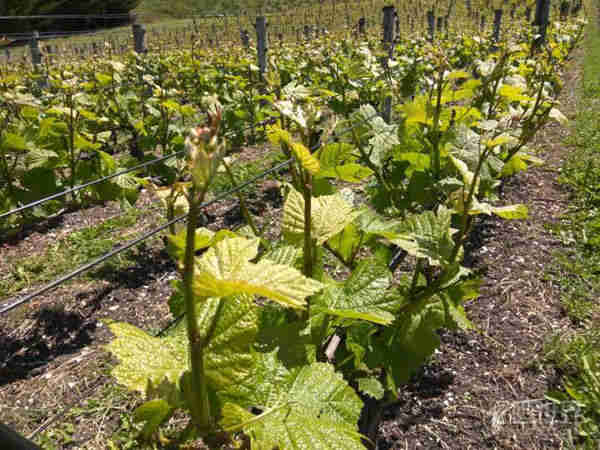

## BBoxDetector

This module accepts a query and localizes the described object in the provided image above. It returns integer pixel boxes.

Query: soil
[0,54,587,450]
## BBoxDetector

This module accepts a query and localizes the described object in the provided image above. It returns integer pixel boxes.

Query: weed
[543,7,600,447]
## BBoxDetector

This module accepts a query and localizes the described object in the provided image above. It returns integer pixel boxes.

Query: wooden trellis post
[255,16,268,78]
[427,10,435,41]
[358,17,366,35]
[29,31,42,68]
[492,8,503,44]
[29,31,48,88]
[132,23,146,53]
[532,0,550,51]
[241,29,250,48]
[304,24,312,41]
[382,5,396,124]
[559,0,570,20]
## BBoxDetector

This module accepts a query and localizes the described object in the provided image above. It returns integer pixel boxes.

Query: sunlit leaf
[313,257,397,325]
[283,185,361,245]
[193,237,323,308]
[267,125,320,174]
[221,357,365,450]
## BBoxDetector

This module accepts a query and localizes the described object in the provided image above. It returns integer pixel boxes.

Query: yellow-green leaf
[450,155,478,193]
[282,185,361,245]
[549,107,568,125]
[384,206,457,267]
[447,70,471,80]
[485,134,516,148]
[267,125,320,174]
[499,84,531,102]
[491,204,528,219]
[398,96,429,125]
[220,359,365,450]
[106,294,259,401]
[193,237,323,308]
[313,258,397,325]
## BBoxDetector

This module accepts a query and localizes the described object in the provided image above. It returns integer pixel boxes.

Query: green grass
[542,6,600,447]
[35,382,143,450]
[0,206,147,300]
[209,151,280,196]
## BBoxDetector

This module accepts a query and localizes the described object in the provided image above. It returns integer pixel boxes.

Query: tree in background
[0,0,140,34]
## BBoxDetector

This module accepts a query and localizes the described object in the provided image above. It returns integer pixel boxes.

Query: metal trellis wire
[0,156,292,316]
[0,109,388,316]
[0,117,278,221]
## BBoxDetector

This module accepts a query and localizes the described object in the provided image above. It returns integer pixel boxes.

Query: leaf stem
[323,242,353,270]
[450,146,489,263]
[351,126,394,199]
[409,258,425,298]
[431,68,445,179]
[303,171,314,279]
[221,158,260,236]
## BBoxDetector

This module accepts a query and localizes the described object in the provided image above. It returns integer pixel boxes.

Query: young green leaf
[313,258,397,325]
[105,322,189,401]
[283,185,361,245]
[318,163,374,182]
[133,399,174,441]
[193,237,323,308]
[357,377,385,400]
[106,294,258,402]
[221,358,365,450]
[327,223,362,265]
[267,125,320,174]
[490,204,528,219]
[382,206,457,267]
[166,228,236,263]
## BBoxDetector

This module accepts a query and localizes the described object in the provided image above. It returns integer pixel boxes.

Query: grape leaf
[193,237,323,308]
[490,204,528,219]
[221,356,365,450]
[106,294,258,403]
[357,377,384,400]
[313,257,397,325]
[327,223,362,264]
[261,244,302,267]
[267,124,319,174]
[318,163,374,182]
[133,399,174,441]
[283,185,361,245]
[382,206,457,267]
[369,300,446,392]
[316,142,356,169]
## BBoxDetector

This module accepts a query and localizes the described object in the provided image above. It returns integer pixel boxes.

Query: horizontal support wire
[3,29,132,38]
[0,110,384,317]
[0,151,183,220]
[0,117,277,221]
[0,156,292,316]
